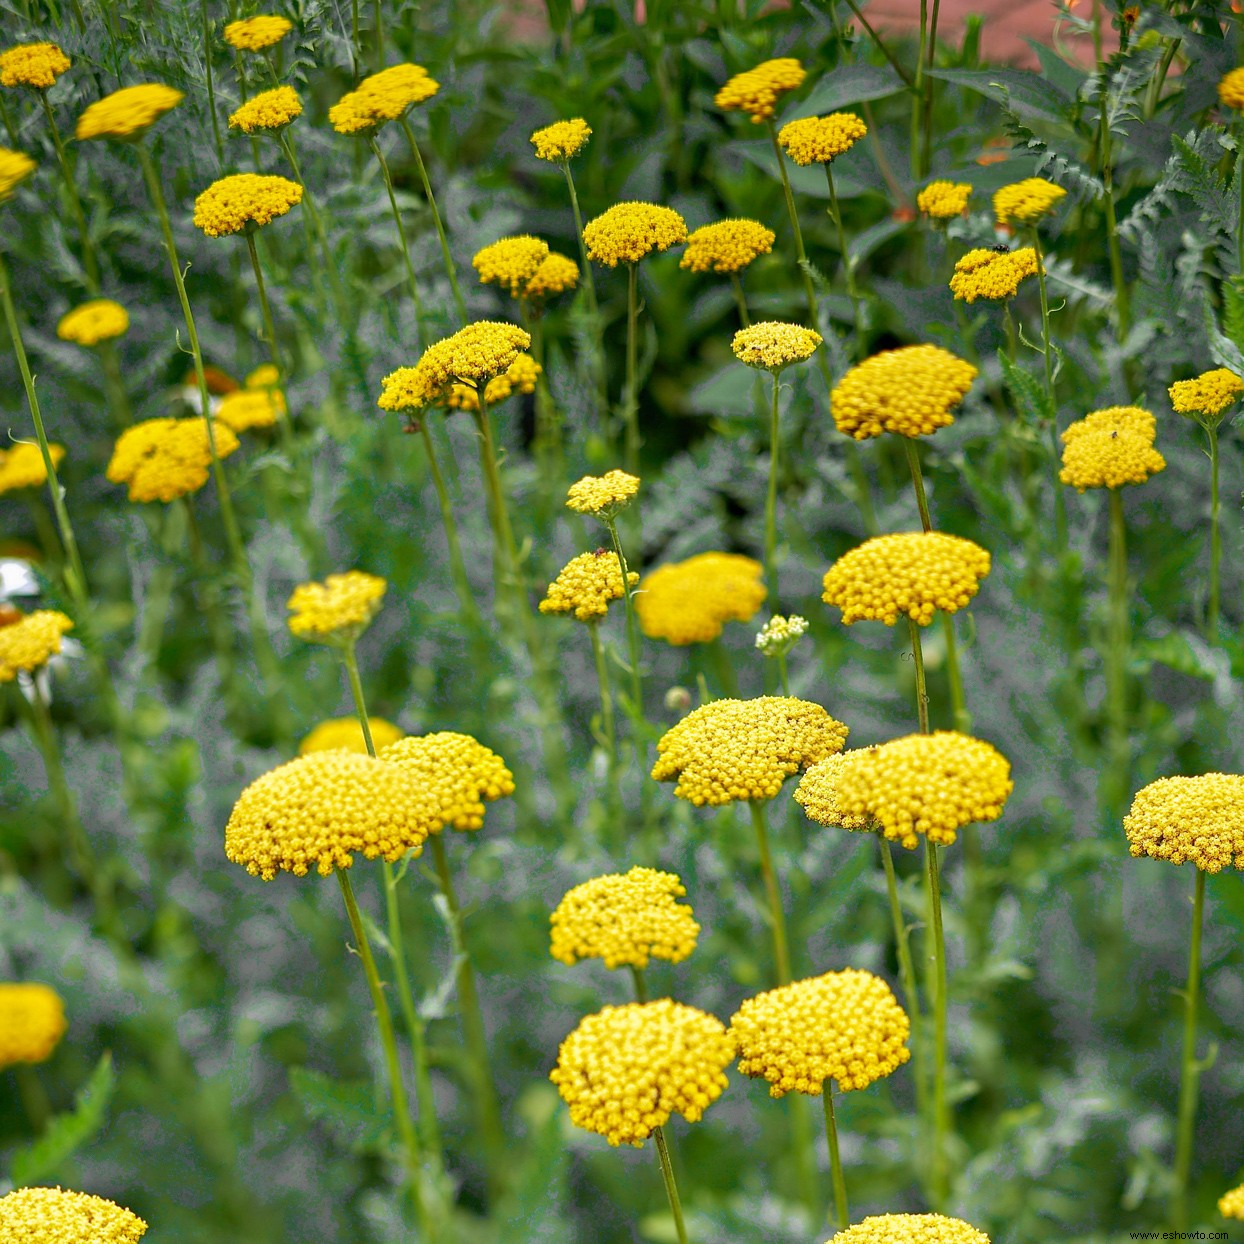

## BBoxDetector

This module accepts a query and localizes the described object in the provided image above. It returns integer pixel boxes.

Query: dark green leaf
[10,1053,114,1186]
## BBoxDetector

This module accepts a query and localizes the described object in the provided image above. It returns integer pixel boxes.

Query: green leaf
[997,350,1054,425]
[926,67,1069,121]
[288,1066,390,1151]
[783,64,906,119]
[1225,277,1244,357]
[9,1053,114,1186]
[1171,132,1234,236]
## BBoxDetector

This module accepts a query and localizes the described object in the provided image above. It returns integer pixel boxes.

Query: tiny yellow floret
[473,235,550,297]
[715,58,806,123]
[106,418,239,503]
[530,118,592,161]
[0,147,35,201]
[228,85,302,133]
[832,345,977,440]
[1169,368,1244,422]
[75,84,183,141]
[993,177,1066,224]
[918,181,972,219]
[0,442,65,495]
[298,717,404,756]
[777,112,867,165]
[949,247,1039,303]
[637,551,766,645]
[0,982,66,1067]
[57,300,129,346]
[380,732,515,833]
[1059,405,1165,491]
[583,202,687,267]
[1125,774,1244,873]
[287,570,386,644]
[540,551,638,622]
[681,219,775,275]
[565,469,640,519]
[0,1186,147,1243]
[826,1214,991,1244]
[732,321,822,371]
[0,42,71,90]
[223,15,292,51]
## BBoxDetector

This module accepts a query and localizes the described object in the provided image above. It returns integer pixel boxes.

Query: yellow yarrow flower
[583,201,688,267]
[228,85,302,133]
[1219,68,1244,111]
[472,235,550,296]
[530,118,592,161]
[328,63,438,134]
[1169,368,1244,423]
[539,550,637,622]
[223,14,292,51]
[524,251,579,301]
[298,717,405,756]
[0,42,71,90]
[827,1214,991,1244]
[377,322,531,412]
[715,58,806,123]
[917,180,973,219]
[216,386,286,433]
[1219,1181,1244,1218]
[832,344,977,440]
[637,551,767,645]
[730,968,910,1096]
[795,749,875,831]
[0,1187,147,1243]
[652,695,848,806]
[380,732,515,832]
[550,999,734,1146]
[0,611,74,682]
[549,866,699,969]
[993,176,1066,225]
[446,353,542,411]
[57,299,129,346]
[1124,774,1244,873]
[822,531,991,626]
[0,147,35,201]
[681,219,775,274]
[193,173,303,237]
[565,469,640,519]
[106,418,239,503]
[949,247,1039,303]
[287,570,386,645]
[777,112,867,166]
[732,321,822,371]
[0,442,65,494]
[0,983,66,1067]
[75,84,183,141]
[1059,405,1165,492]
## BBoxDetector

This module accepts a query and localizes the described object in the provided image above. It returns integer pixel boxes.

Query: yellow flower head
[446,353,541,411]
[550,1000,734,1146]
[530,118,592,161]
[917,181,973,219]
[472,235,550,297]
[380,732,515,833]
[1219,1181,1244,1218]
[1124,774,1244,873]
[794,749,875,831]
[731,969,910,1096]
[193,173,303,237]
[832,344,977,441]
[378,322,531,412]
[287,570,386,645]
[652,695,849,806]
[524,251,579,301]
[565,468,640,519]
[247,363,279,388]
[1059,405,1166,491]
[827,1214,991,1244]
[75,84,184,141]
[0,611,73,682]
[0,442,65,495]
[56,299,129,347]
[298,716,405,756]
[550,867,700,969]
[106,418,239,504]
[539,550,638,622]
[223,15,292,51]
[0,42,71,90]
[216,386,286,433]
[0,1187,147,1243]
[328,63,438,134]
[732,321,822,371]
[681,219,776,275]
[637,551,767,645]
[777,112,867,166]
[583,202,688,267]
[993,176,1067,225]
[834,731,1014,849]
[822,531,991,627]
[949,246,1039,303]
[715,57,806,123]
[0,147,35,201]
[1219,68,1244,111]
[1169,368,1244,422]
[228,85,303,133]
[0,982,66,1068]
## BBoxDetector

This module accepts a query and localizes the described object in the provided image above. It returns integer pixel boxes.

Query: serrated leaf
[1172,132,1234,235]
[997,350,1054,425]
[288,1066,390,1150]
[9,1052,114,1186]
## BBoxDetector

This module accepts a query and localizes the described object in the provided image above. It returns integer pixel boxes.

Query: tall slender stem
[920,0,941,179]
[1106,489,1129,815]
[907,617,930,735]
[1029,229,1067,551]
[98,341,133,428]
[201,0,225,165]
[603,516,644,727]
[748,799,791,985]
[825,163,863,354]
[941,612,969,732]
[924,839,949,1208]
[1207,423,1220,640]
[654,1126,690,1244]
[369,136,425,330]
[418,421,481,630]
[399,118,467,326]
[729,271,750,328]
[630,963,648,1002]
[588,619,618,764]
[1098,94,1131,340]
[904,437,933,533]
[623,261,641,476]
[765,372,782,604]
[822,1087,849,1230]
[562,160,609,429]
[39,92,100,292]
[910,0,928,180]
[1172,867,1206,1232]
[879,836,926,1120]
[244,231,285,383]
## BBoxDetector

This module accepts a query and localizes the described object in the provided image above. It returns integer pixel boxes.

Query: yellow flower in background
[777,112,867,165]
[298,717,405,755]
[993,176,1066,225]
[228,85,303,133]
[0,1187,148,1243]
[75,84,184,141]
[0,982,67,1067]
[216,387,286,432]
[636,551,766,645]
[681,219,775,274]
[652,695,848,806]
[0,611,74,681]
[57,299,129,347]
[530,117,592,161]
[715,57,806,123]
[0,442,65,494]
[540,550,637,622]
[917,180,973,219]
[565,469,639,519]
[730,969,910,1095]
[524,251,579,300]
[1219,68,1244,110]
[223,14,292,51]
[106,418,239,503]
[286,570,386,644]
[1124,774,1244,873]
[550,1000,734,1146]
[1220,1181,1244,1218]
[472,235,550,296]
[826,1214,991,1244]
[732,321,822,371]
[550,866,700,969]
[246,363,279,389]
[1169,368,1244,422]
[0,42,71,89]
[0,147,35,201]
[583,202,688,267]
[831,344,977,440]
[949,246,1039,303]
[193,173,303,237]
[328,63,438,134]
[380,732,515,832]
[822,531,991,626]
[1059,405,1166,491]
[795,750,875,831]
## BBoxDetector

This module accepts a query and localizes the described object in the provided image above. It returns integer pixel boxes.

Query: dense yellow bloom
[298,717,404,756]
[583,202,688,267]
[228,85,302,133]
[1124,774,1244,873]
[949,247,1039,302]
[193,173,302,237]
[0,442,65,494]
[539,551,637,622]
[715,58,806,123]
[827,1214,991,1244]
[1219,1181,1244,1217]
[993,177,1066,224]
[106,418,239,503]
[0,611,74,681]
[287,570,386,644]
[755,613,808,657]
[777,113,867,165]
[918,181,972,219]
[732,321,822,370]
[530,118,592,161]
[223,15,292,51]
[216,386,286,432]
[378,322,531,412]
[681,219,776,274]
[328,63,438,134]
[247,363,279,389]
[550,867,699,969]
[0,147,35,201]
[835,731,1014,849]
[1059,405,1165,491]
[75,84,183,140]
[637,551,766,645]
[731,969,909,1096]
[56,299,129,346]
[380,732,515,832]
[1219,68,1244,110]
[822,532,991,626]
[794,750,875,831]
[832,344,977,440]
[0,1187,147,1243]
[565,469,640,518]
[550,1000,734,1146]
[0,983,66,1067]
[524,252,579,300]
[1169,368,1244,421]
[446,353,542,411]
[652,696,848,806]
[473,235,550,296]
[0,43,71,89]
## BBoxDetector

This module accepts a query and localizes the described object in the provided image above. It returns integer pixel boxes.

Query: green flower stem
[923,838,950,1209]
[825,163,864,353]
[561,159,610,427]
[603,514,644,721]
[270,128,331,314]
[941,612,969,733]
[202,0,224,164]
[653,1125,691,1244]
[776,650,790,695]
[1029,229,1067,551]
[708,636,740,699]
[98,340,133,428]
[919,0,942,178]
[335,868,432,1238]
[630,963,648,1003]
[907,617,930,735]
[1172,867,1207,1232]
[840,0,913,87]
[822,1087,849,1231]
[729,272,751,328]
[1206,422,1221,640]
[232,53,264,171]
[39,91,100,293]
[183,495,239,695]
[748,799,791,985]
[372,0,382,71]
[1098,95,1130,339]
[417,420,482,632]
[528,314,566,508]
[1106,488,1129,814]
[910,0,928,180]
[878,836,926,1119]
[369,136,425,331]
[243,231,300,464]
[623,261,641,476]
[24,496,63,567]
[399,118,467,327]
[1003,304,1018,363]
[765,371,782,604]
[588,618,619,764]
[904,437,933,533]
